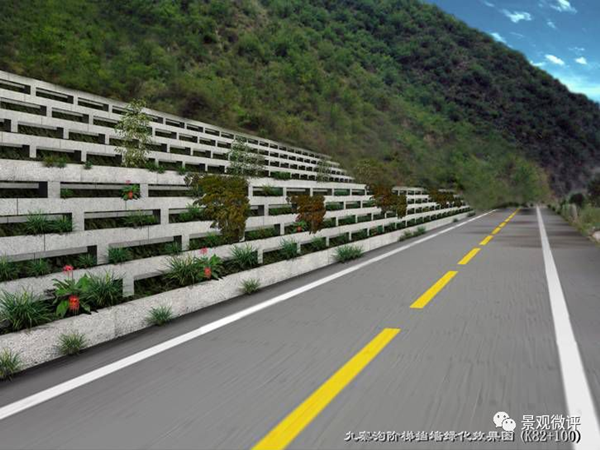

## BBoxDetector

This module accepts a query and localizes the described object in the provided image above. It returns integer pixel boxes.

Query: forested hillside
[1,0,599,207]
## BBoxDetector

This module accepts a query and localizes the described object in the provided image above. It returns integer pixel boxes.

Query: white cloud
[510,32,525,38]
[490,32,507,43]
[551,0,577,13]
[569,46,585,55]
[558,75,600,101]
[482,0,495,7]
[531,61,547,67]
[502,10,533,23]
[545,54,565,66]
[575,57,588,65]
[547,20,557,29]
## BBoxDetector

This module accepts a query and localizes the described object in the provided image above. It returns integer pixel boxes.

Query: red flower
[63,265,74,273]
[297,226,303,233]
[127,191,134,199]
[204,267,212,279]
[68,295,80,312]
[200,247,208,255]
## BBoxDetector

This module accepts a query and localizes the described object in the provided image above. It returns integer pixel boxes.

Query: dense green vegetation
[2,0,599,207]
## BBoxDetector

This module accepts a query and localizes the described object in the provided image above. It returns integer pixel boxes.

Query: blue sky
[424,0,600,102]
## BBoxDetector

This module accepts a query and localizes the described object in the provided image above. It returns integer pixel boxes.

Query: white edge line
[0,210,495,422]
[536,207,600,450]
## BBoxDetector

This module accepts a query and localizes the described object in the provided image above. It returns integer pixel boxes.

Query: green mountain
[2,0,599,208]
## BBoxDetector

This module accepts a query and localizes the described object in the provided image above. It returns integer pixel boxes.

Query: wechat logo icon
[493,411,517,432]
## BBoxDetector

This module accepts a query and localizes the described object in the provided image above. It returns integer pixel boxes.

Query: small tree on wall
[185,173,250,243]
[289,194,326,233]
[115,99,152,168]
[228,137,265,177]
[353,158,407,217]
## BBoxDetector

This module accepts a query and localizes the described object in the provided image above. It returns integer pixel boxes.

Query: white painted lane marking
[537,207,600,450]
[0,211,494,422]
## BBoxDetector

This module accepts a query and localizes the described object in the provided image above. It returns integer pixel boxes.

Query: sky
[424,0,600,102]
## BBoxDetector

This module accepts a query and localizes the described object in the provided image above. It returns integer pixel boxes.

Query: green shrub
[569,193,586,208]
[310,236,328,251]
[86,273,123,308]
[76,254,97,268]
[0,349,22,380]
[164,242,182,255]
[60,189,74,199]
[280,238,299,259]
[197,254,224,280]
[230,244,259,270]
[201,233,225,248]
[415,226,427,236]
[325,203,343,211]
[24,212,50,234]
[57,331,87,356]
[178,204,204,222]
[0,257,18,282]
[351,230,368,241]
[84,161,93,170]
[147,305,174,326]
[241,278,261,295]
[166,255,200,286]
[245,227,278,240]
[166,254,223,286]
[269,206,293,216]
[108,247,132,264]
[271,172,291,180]
[398,231,414,242]
[0,290,52,331]
[259,185,283,196]
[52,216,73,233]
[177,166,188,175]
[26,259,52,277]
[335,245,364,263]
[578,206,600,235]
[588,175,600,207]
[124,211,158,227]
[338,216,356,226]
[43,155,68,168]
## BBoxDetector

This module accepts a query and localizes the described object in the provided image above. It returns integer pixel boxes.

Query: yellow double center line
[253,328,400,450]
[410,209,518,309]
[254,209,519,449]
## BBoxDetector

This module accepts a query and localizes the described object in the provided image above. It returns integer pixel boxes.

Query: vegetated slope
[1,0,599,207]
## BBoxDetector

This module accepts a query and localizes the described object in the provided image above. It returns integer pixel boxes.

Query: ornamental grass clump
[147,305,174,326]
[0,257,19,282]
[165,254,223,287]
[230,244,259,270]
[108,247,132,264]
[240,278,261,295]
[0,349,22,380]
[0,290,52,331]
[26,259,52,277]
[57,331,87,356]
[280,238,299,260]
[334,245,364,263]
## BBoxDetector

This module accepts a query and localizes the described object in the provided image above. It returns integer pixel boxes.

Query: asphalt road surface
[0,207,599,450]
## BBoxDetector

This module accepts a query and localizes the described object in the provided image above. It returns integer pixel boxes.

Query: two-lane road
[0,208,598,449]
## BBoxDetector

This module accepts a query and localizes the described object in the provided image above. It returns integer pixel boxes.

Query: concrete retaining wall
[0,212,468,372]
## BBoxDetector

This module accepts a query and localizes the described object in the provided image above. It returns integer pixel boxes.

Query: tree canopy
[2,0,598,207]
